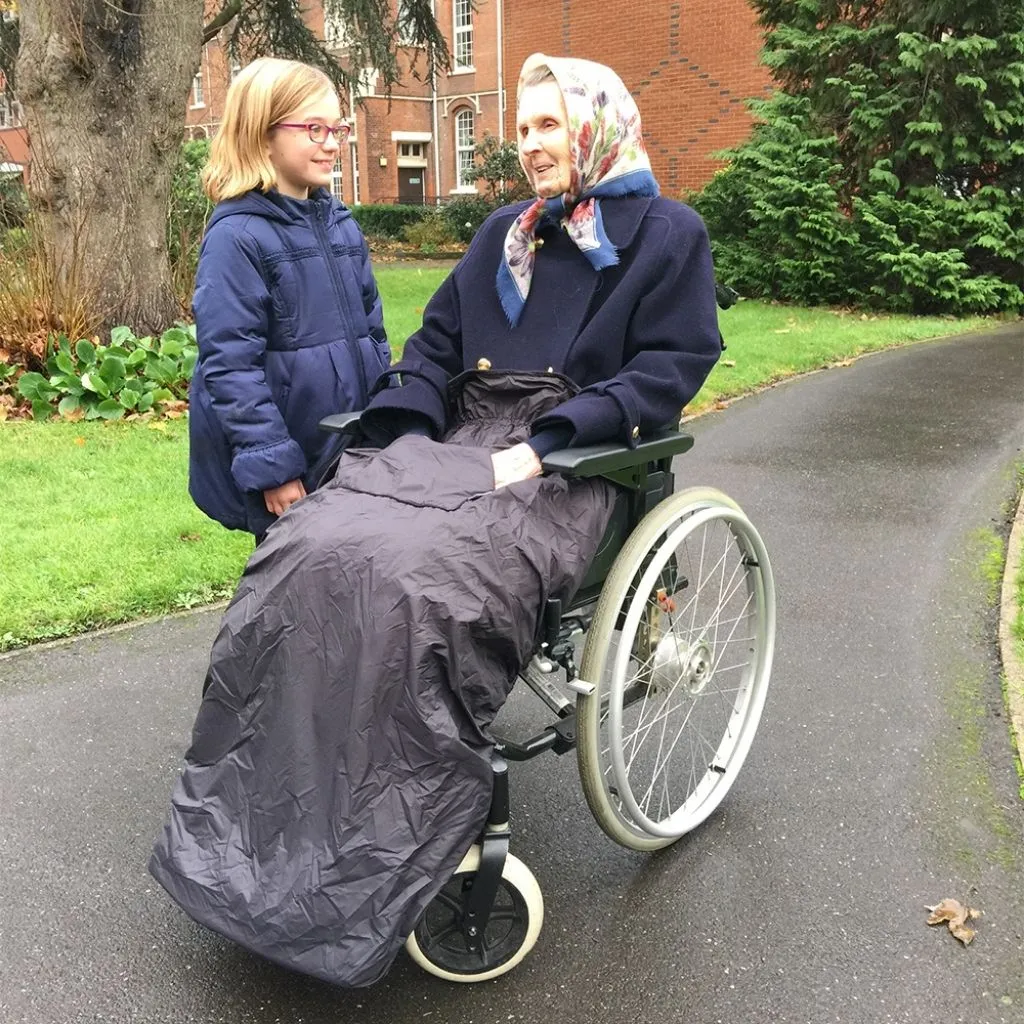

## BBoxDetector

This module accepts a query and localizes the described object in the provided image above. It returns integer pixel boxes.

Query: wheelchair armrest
[540,427,694,478]
[319,411,364,435]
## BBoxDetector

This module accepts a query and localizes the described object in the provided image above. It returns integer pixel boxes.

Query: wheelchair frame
[319,412,774,981]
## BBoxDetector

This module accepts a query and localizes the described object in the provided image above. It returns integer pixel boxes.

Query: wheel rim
[412,874,530,977]
[593,504,774,841]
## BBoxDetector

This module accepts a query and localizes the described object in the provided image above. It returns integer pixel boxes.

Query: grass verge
[0,266,1008,651]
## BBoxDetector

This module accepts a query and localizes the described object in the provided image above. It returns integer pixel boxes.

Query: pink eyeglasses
[272,122,352,145]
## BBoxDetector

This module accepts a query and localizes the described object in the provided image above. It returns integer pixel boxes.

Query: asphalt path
[2,325,1023,1024]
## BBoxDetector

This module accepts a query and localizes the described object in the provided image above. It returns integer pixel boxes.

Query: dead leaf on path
[926,898,982,945]
[832,359,854,368]
[721,359,736,368]
[713,400,729,411]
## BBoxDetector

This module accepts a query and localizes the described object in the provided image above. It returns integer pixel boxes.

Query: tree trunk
[16,0,203,334]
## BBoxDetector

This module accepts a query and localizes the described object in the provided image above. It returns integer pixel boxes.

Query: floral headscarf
[496,54,659,327]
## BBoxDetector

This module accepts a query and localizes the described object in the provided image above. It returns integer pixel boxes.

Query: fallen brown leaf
[832,359,854,368]
[721,359,737,368]
[926,898,982,946]
[178,533,202,543]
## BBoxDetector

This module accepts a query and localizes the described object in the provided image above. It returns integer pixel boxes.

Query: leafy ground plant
[15,324,196,420]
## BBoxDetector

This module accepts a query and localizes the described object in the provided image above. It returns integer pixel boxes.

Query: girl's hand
[264,479,307,516]
[491,443,542,489]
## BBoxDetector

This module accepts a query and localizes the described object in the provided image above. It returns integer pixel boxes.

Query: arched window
[455,108,475,190]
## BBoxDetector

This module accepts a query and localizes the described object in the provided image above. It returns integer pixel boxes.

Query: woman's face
[266,88,344,199]
[516,81,572,199]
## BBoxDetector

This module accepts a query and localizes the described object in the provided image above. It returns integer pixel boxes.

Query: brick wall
[502,0,772,196]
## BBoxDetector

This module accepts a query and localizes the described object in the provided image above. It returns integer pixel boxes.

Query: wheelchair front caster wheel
[405,844,544,982]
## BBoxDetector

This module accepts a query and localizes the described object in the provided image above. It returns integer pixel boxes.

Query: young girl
[188,57,389,541]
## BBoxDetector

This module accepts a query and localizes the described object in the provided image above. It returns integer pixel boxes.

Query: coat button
[477,358,492,371]
[631,426,640,440]
[546,366,554,373]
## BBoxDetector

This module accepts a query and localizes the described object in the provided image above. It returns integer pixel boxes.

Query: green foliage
[219,0,452,99]
[464,134,533,203]
[167,139,213,295]
[441,195,497,243]
[690,3,1024,314]
[0,357,17,400]
[400,209,457,251]
[0,174,28,231]
[350,203,430,239]
[16,324,197,421]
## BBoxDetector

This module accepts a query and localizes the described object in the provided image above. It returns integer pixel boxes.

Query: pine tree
[693,1,1024,313]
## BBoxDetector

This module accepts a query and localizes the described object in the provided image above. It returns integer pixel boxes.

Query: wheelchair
[320,410,776,983]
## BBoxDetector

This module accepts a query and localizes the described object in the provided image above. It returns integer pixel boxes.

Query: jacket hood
[208,187,351,230]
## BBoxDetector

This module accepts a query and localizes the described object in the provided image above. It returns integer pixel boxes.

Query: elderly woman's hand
[491,443,543,489]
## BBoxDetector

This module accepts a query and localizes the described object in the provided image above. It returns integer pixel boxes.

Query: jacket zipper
[312,201,368,401]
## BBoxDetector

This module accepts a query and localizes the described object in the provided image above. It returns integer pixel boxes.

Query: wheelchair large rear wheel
[576,487,775,851]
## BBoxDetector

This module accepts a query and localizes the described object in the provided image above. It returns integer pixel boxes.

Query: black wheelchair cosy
[148,373,616,987]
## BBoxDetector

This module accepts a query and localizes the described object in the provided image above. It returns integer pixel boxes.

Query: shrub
[0,204,107,367]
[688,3,1024,315]
[167,139,213,309]
[16,323,197,421]
[464,135,533,204]
[0,175,28,231]
[350,204,429,239]
[689,94,1024,315]
[440,195,497,244]
[400,210,458,251]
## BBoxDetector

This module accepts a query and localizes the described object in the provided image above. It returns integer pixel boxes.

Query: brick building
[3,0,772,202]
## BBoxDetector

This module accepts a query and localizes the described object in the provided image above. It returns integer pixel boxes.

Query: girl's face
[516,81,572,199]
[266,88,344,199]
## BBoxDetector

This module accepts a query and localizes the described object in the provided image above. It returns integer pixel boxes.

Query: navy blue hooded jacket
[189,188,387,533]
[360,196,720,452]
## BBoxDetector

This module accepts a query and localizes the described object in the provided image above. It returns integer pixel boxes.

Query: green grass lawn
[0,263,1005,651]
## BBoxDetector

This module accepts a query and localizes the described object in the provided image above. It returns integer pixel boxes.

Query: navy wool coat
[189,188,388,533]
[361,196,721,451]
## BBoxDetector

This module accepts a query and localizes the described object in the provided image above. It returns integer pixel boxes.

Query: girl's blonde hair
[202,58,337,203]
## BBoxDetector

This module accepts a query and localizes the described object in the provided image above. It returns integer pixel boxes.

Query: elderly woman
[150,54,721,987]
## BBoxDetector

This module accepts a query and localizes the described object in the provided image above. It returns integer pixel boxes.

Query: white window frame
[350,142,360,205]
[0,93,13,129]
[355,67,378,99]
[454,108,475,190]
[324,7,350,47]
[191,73,204,108]
[453,0,473,70]
[396,0,417,46]
[330,164,344,203]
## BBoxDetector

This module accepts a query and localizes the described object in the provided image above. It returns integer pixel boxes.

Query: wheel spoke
[577,494,774,848]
